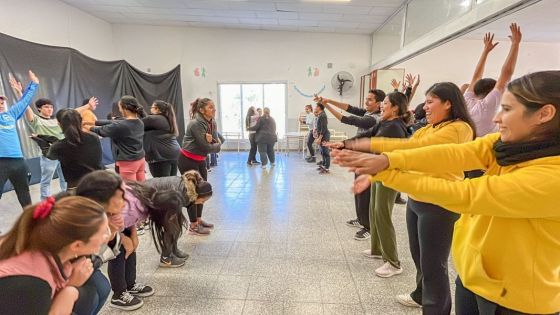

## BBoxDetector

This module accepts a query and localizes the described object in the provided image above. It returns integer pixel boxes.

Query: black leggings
[0,158,31,207]
[178,155,207,223]
[407,198,459,315]
[148,160,178,178]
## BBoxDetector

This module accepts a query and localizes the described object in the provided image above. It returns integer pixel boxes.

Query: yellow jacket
[370,120,474,198]
[372,133,560,314]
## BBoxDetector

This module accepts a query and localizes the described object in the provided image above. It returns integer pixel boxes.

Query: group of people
[316,23,557,315]
[0,21,559,315]
[0,73,227,313]
[245,106,278,168]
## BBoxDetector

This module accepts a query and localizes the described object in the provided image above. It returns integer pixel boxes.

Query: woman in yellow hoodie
[333,82,476,314]
[335,71,560,314]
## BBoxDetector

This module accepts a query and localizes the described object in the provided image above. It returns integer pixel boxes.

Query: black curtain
[0,32,184,190]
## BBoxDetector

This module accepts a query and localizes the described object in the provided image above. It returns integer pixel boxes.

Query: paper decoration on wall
[194,67,206,78]
[307,66,320,77]
[293,84,326,98]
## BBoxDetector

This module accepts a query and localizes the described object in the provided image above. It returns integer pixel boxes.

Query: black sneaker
[395,196,407,205]
[306,156,316,163]
[247,162,253,166]
[173,248,190,259]
[316,161,324,165]
[110,292,144,311]
[160,255,186,268]
[354,228,371,241]
[318,168,330,174]
[252,161,261,165]
[128,283,154,297]
[345,219,363,228]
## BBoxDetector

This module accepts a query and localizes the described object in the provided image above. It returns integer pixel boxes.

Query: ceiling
[462,0,560,42]
[61,0,406,34]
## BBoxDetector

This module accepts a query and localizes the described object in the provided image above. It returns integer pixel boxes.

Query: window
[218,83,287,139]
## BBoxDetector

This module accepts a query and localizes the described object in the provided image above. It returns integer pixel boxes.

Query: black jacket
[92,119,145,161]
[181,113,221,156]
[248,116,277,144]
[143,115,180,163]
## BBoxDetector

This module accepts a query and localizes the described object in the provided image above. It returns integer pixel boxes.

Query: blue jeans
[73,269,111,315]
[40,156,67,199]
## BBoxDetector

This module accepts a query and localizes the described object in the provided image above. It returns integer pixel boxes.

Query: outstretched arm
[324,103,343,122]
[494,23,522,93]
[466,33,499,93]
[7,71,39,121]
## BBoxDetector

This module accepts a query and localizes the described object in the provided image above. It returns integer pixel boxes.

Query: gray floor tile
[242,300,284,315]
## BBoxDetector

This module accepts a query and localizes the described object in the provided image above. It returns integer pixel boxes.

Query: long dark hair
[386,92,412,124]
[190,98,213,119]
[507,71,560,140]
[152,100,179,137]
[245,106,256,129]
[149,190,187,254]
[56,109,83,145]
[76,170,124,205]
[426,82,477,139]
[120,95,145,118]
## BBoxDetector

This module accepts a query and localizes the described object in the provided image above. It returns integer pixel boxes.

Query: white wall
[0,0,115,60]
[392,38,560,107]
[112,25,371,138]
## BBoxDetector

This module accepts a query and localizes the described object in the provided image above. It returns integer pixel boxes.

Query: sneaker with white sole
[110,292,143,311]
[128,283,154,297]
[361,249,382,259]
[375,262,403,278]
[353,228,371,241]
[345,219,363,228]
[396,294,422,308]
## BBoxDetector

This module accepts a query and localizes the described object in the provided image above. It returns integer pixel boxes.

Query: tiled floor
[0,152,457,314]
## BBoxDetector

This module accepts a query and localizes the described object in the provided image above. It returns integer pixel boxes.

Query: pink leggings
[116,158,146,181]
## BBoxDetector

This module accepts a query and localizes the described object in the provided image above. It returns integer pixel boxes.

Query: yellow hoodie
[372,133,560,314]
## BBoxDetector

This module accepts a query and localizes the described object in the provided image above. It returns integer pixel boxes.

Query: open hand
[88,96,99,110]
[483,32,499,52]
[8,74,23,94]
[508,23,522,44]
[323,141,344,149]
[390,79,400,90]
[405,73,416,88]
[353,174,372,194]
[332,150,390,175]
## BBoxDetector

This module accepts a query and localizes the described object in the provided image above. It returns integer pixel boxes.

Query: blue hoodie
[0,82,39,158]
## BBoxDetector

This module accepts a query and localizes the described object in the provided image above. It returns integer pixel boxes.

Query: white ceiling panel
[62,0,408,34]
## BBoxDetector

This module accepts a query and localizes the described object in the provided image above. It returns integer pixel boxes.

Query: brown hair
[507,71,560,140]
[386,92,412,124]
[189,98,213,119]
[0,196,106,260]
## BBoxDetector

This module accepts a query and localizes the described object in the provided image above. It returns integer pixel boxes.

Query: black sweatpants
[248,133,258,163]
[0,158,31,207]
[148,160,178,178]
[407,198,459,315]
[354,174,371,230]
[178,155,207,223]
[108,228,137,297]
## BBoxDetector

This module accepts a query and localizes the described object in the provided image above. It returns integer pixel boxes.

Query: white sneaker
[395,294,422,308]
[361,249,382,259]
[375,262,403,278]
[261,165,266,169]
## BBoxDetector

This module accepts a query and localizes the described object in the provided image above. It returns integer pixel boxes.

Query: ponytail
[189,98,213,119]
[56,109,83,145]
[153,100,179,137]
